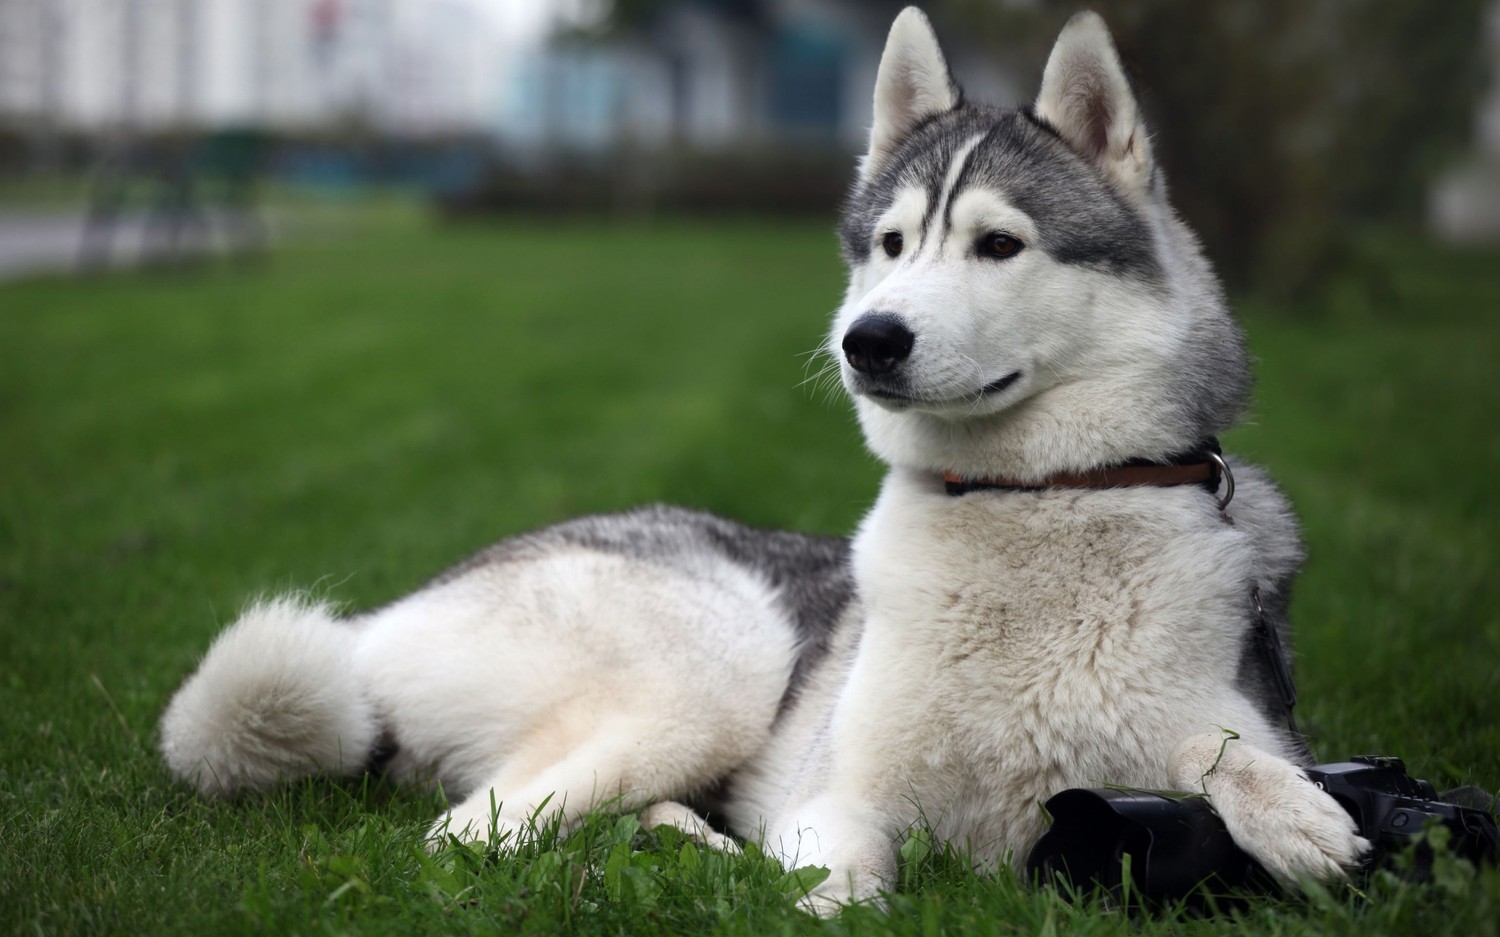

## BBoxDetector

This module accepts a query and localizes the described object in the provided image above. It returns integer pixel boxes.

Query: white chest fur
[826,467,1277,863]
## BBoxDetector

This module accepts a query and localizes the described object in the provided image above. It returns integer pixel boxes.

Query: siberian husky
[160,8,1369,912]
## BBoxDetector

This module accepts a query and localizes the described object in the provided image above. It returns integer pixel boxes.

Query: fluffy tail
[159,596,378,796]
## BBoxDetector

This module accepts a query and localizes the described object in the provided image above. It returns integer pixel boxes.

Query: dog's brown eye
[979,233,1023,259]
[882,231,904,258]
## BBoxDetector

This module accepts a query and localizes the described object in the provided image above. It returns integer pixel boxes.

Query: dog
[159,7,1369,913]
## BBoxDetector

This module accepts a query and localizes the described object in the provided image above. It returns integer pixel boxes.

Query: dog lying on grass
[161,7,1367,913]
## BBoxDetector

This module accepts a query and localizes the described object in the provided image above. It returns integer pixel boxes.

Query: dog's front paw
[797,885,850,918]
[1172,735,1370,886]
[425,804,528,853]
[1224,777,1369,885]
[768,803,896,917]
[793,861,888,917]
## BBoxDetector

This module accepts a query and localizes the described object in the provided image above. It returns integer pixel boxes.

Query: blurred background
[0,0,1497,285]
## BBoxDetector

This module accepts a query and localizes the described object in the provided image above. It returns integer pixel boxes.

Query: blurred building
[0,0,504,135]
[0,0,1015,150]
[0,0,1028,218]
[499,0,1017,153]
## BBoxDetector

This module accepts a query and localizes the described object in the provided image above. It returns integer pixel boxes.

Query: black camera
[1026,756,1498,907]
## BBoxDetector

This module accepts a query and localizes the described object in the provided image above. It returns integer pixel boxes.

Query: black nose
[842,314,915,375]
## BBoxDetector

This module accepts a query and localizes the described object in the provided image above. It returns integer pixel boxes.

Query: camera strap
[1251,585,1299,733]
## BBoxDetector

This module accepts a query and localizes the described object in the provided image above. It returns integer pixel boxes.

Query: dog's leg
[768,795,898,915]
[638,801,740,853]
[427,722,725,851]
[1169,732,1370,886]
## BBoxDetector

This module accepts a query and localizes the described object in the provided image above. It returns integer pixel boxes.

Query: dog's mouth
[979,372,1023,396]
[864,370,1023,410]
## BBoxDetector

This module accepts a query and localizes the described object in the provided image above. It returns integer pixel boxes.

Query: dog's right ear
[863,7,960,180]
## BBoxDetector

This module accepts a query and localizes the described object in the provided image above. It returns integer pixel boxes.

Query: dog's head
[834,8,1250,482]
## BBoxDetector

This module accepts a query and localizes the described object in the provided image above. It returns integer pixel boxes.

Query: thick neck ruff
[942,438,1228,503]
[940,440,1287,723]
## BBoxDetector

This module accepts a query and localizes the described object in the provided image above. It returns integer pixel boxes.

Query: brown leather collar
[942,440,1229,505]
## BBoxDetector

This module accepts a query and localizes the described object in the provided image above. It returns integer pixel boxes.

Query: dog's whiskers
[796,344,848,407]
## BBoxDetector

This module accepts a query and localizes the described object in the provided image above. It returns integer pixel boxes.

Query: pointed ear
[863,7,960,180]
[1034,12,1153,196]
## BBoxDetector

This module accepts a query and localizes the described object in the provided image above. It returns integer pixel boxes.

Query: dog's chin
[851,371,1024,417]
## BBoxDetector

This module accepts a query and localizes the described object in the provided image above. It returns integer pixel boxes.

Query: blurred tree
[936,0,1490,295]
[605,0,675,30]
[601,0,764,33]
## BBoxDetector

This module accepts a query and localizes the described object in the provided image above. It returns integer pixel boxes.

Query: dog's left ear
[864,7,961,180]
[1034,13,1153,197]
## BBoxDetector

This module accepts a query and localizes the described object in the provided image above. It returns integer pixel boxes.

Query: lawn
[1,206,1497,934]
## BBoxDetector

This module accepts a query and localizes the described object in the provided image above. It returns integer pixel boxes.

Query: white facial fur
[833,9,1229,481]
[833,168,1186,478]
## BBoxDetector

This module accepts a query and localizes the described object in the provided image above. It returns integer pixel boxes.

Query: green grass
[2,207,1497,934]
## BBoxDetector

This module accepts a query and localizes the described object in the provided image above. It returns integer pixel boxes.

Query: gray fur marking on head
[842,106,1161,282]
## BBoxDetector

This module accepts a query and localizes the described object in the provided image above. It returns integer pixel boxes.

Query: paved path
[0,211,94,281]
[0,209,269,282]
